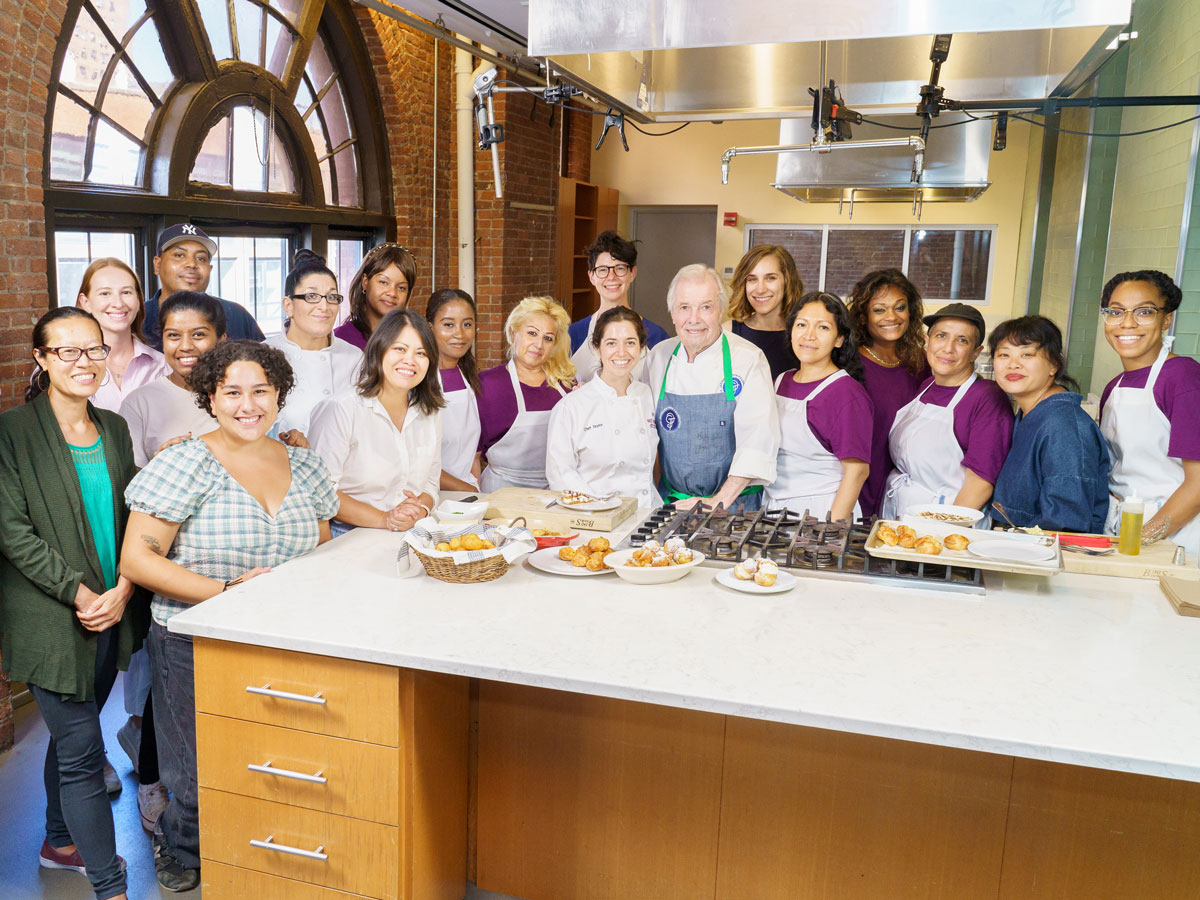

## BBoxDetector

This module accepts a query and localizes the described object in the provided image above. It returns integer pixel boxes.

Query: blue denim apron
[655,335,762,510]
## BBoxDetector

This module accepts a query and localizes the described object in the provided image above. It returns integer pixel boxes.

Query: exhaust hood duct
[769,114,992,205]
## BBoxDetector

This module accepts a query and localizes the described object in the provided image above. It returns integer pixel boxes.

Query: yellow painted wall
[590,116,1034,332]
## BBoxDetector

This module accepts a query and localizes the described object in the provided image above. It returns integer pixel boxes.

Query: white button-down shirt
[118,377,218,467]
[546,376,661,505]
[310,391,441,512]
[643,331,779,485]
[92,340,171,413]
[265,333,363,435]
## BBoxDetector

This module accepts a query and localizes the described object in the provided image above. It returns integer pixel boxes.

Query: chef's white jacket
[642,331,779,485]
[545,377,661,506]
[265,333,363,435]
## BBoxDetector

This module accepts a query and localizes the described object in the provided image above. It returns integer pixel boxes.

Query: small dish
[605,548,706,584]
[434,499,489,525]
[533,531,580,550]
[904,503,986,528]
[968,539,1057,563]
[527,546,615,577]
[715,567,797,594]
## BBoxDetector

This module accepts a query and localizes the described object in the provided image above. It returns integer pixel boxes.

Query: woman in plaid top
[120,340,338,892]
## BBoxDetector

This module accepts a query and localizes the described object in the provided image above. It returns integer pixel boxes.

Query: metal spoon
[991,502,1019,531]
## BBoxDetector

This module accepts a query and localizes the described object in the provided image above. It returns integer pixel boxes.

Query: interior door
[628,206,718,335]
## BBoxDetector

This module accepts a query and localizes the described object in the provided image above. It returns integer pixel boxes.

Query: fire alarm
[723,212,738,227]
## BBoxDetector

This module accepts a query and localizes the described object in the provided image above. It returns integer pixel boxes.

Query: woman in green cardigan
[0,306,144,900]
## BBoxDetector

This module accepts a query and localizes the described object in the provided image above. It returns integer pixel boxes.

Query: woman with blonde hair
[726,245,804,378]
[76,258,169,411]
[477,296,574,491]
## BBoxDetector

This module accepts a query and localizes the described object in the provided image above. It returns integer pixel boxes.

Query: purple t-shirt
[776,371,873,461]
[332,320,368,350]
[440,366,467,393]
[1099,356,1200,460]
[914,376,1015,484]
[476,364,566,455]
[859,355,930,517]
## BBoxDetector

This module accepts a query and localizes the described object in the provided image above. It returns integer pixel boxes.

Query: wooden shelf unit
[556,178,618,321]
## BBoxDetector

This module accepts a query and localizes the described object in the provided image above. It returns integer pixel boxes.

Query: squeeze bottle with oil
[1118,496,1144,556]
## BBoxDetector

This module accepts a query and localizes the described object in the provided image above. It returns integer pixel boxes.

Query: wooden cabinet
[193,638,468,900]
[556,178,618,321]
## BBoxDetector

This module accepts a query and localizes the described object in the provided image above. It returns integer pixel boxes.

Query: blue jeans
[29,625,125,899]
[148,621,200,870]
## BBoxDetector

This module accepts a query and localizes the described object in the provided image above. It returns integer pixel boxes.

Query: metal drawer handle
[248,761,327,784]
[250,834,328,861]
[245,683,326,705]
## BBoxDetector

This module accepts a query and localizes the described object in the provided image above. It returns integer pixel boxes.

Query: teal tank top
[68,437,117,591]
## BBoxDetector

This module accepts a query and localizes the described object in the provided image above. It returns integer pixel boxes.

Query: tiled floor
[0,674,521,900]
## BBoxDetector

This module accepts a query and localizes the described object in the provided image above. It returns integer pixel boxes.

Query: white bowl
[434,499,489,525]
[903,503,985,528]
[606,547,706,585]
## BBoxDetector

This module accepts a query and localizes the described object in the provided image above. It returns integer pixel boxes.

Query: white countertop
[168,524,1200,782]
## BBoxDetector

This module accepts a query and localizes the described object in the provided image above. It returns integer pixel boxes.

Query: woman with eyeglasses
[1099,270,1200,555]
[567,231,669,383]
[75,258,170,412]
[726,245,805,379]
[265,250,363,436]
[333,243,417,350]
[0,307,144,900]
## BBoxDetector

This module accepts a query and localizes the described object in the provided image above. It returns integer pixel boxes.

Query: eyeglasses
[591,263,631,278]
[38,345,110,361]
[1101,305,1165,323]
[290,291,344,306]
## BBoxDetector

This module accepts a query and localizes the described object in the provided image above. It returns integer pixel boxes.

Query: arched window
[46,0,391,329]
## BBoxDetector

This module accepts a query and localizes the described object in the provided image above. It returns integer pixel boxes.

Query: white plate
[556,496,623,512]
[715,566,797,594]
[527,546,615,576]
[968,539,1057,563]
[904,503,985,527]
[434,499,488,524]
[606,548,707,584]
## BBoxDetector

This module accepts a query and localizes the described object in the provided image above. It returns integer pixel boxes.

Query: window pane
[126,18,174,101]
[328,237,366,324]
[62,7,113,105]
[305,32,336,94]
[112,0,150,39]
[196,0,233,59]
[824,229,905,298]
[318,156,334,205]
[331,146,359,207]
[190,113,230,185]
[101,58,154,139]
[264,14,294,78]
[50,92,89,181]
[320,79,353,151]
[267,0,302,26]
[295,75,315,116]
[234,0,263,65]
[907,229,992,302]
[90,119,143,186]
[54,230,137,308]
[750,229,822,294]
[209,235,288,335]
[229,106,296,193]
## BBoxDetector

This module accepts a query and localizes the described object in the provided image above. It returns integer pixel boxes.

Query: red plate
[534,532,579,550]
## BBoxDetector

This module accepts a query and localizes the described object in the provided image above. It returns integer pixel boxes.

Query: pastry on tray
[943,533,970,551]
[559,490,599,506]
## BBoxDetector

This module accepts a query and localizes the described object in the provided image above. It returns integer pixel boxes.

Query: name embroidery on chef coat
[660,407,680,431]
[720,375,744,397]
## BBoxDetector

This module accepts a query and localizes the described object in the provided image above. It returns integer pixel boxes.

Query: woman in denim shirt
[990,316,1110,532]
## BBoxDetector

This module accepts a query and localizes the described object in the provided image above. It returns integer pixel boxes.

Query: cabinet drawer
[199,787,398,899]
[197,714,400,826]
[194,639,400,746]
[204,860,371,900]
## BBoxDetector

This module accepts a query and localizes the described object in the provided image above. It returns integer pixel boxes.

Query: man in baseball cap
[142,223,265,349]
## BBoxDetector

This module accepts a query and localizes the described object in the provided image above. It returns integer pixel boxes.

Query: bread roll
[571,549,590,567]
[943,533,970,551]
[586,552,605,571]
[915,536,943,555]
[558,546,577,561]
[587,537,610,553]
[877,525,899,546]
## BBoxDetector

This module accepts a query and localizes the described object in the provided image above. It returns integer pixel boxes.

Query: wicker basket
[412,546,511,583]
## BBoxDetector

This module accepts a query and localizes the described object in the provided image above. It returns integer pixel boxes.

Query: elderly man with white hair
[644,264,779,510]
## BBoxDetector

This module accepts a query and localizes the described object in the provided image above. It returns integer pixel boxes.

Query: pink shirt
[91,341,171,413]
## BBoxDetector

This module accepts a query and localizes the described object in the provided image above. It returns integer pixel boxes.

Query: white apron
[570,312,650,385]
[765,370,859,519]
[1101,338,1200,557]
[479,361,566,492]
[437,369,481,488]
[880,375,976,520]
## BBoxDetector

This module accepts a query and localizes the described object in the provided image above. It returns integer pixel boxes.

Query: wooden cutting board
[1061,538,1198,581]
[483,487,638,533]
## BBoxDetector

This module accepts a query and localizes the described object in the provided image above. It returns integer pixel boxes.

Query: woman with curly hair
[477,296,574,491]
[765,293,873,520]
[726,244,804,378]
[332,242,418,349]
[120,340,338,891]
[845,269,930,517]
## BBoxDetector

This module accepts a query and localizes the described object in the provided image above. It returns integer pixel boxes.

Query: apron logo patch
[659,407,680,431]
[721,375,744,397]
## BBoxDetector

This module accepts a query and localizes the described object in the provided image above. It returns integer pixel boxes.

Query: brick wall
[565,108,592,183]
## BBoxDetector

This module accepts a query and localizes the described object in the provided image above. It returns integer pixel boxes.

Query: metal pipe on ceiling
[720,136,926,185]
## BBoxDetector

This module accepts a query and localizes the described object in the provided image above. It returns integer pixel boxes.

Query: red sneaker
[38,840,86,874]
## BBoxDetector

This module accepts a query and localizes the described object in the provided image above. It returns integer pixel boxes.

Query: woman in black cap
[880,303,1014,519]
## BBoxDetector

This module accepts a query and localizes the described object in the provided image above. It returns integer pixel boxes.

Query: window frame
[744,223,997,305]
